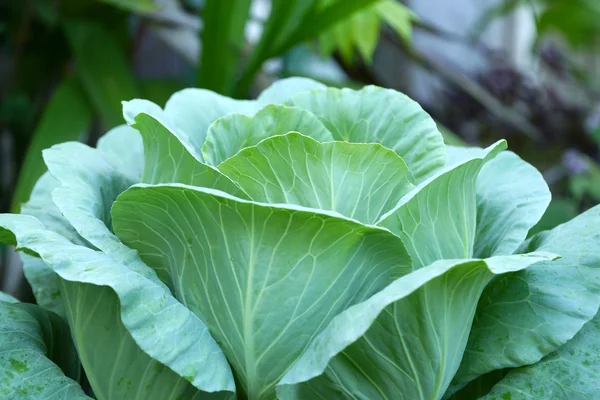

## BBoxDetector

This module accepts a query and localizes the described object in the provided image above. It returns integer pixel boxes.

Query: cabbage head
[1,77,599,400]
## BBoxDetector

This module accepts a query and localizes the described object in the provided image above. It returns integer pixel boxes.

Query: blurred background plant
[1,0,599,297]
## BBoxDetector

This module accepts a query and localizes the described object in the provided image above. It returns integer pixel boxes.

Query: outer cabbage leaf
[0,215,235,399]
[0,296,89,399]
[42,142,156,281]
[20,172,86,246]
[27,142,237,396]
[256,77,326,104]
[112,184,413,400]
[129,112,247,197]
[378,141,506,269]
[481,309,600,400]
[19,172,88,317]
[446,147,551,258]
[122,98,206,162]
[59,281,226,400]
[287,85,446,183]
[278,253,557,400]
[454,205,600,389]
[162,89,260,156]
[0,291,18,302]
[127,77,326,161]
[19,253,64,317]
[96,124,144,180]
[444,145,482,166]
[218,132,414,224]
[202,104,333,166]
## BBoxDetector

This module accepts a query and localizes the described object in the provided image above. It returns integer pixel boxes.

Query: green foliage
[232,0,388,97]
[4,0,406,217]
[198,0,253,94]
[65,20,139,127]
[10,76,92,213]
[0,298,86,399]
[197,0,412,96]
[319,0,415,63]
[0,78,599,399]
[2,0,141,217]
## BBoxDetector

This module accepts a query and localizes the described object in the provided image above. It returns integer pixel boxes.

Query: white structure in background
[377,0,537,103]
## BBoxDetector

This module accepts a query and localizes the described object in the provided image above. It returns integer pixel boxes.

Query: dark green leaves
[65,20,138,127]
[11,76,92,213]
[198,0,252,94]
[0,298,89,399]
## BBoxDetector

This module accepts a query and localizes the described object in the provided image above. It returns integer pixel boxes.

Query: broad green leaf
[256,77,326,105]
[65,20,139,127]
[0,291,18,303]
[8,138,237,397]
[163,89,260,154]
[129,112,247,197]
[278,253,556,399]
[112,184,412,400]
[198,0,252,95]
[123,97,208,162]
[123,77,328,162]
[60,281,221,399]
[445,145,482,166]
[20,253,64,317]
[96,125,144,181]
[0,215,236,397]
[11,75,92,213]
[218,132,414,224]
[378,141,506,269]
[19,172,88,317]
[319,3,381,63]
[202,105,334,166]
[375,0,414,44]
[34,143,237,394]
[288,85,446,183]
[447,145,551,256]
[455,205,600,387]
[0,300,89,399]
[481,309,600,400]
[42,142,154,280]
[20,172,86,246]
[472,151,551,258]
